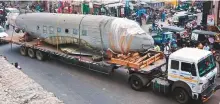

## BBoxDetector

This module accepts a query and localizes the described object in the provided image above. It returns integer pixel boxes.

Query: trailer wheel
[36,50,45,61]
[149,28,152,33]
[20,46,27,56]
[129,73,149,91]
[28,48,35,58]
[173,88,190,104]
[215,53,220,62]
[15,28,20,33]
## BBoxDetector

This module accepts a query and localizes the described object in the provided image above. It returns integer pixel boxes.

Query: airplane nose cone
[129,34,154,52]
[141,35,154,50]
[143,34,154,46]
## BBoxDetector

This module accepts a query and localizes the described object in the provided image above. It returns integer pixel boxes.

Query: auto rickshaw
[162,25,188,38]
[172,11,197,27]
[172,11,188,26]
[190,30,218,45]
[152,31,178,50]
[190,29,220,62]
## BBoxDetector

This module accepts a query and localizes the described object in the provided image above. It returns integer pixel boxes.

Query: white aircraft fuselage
[15,13,154,53]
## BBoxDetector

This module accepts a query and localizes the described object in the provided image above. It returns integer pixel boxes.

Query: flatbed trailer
[2,34,220,104]
[2,33,166,87]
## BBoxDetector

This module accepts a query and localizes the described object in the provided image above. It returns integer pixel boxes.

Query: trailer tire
[215,53,220,62]
[28,48,35,58]
[36,50,45,61]
[20,46,27,56]
[15,29,20,33]
[173,88,190,104]
[129,73,149,91]
[149,28,152,33]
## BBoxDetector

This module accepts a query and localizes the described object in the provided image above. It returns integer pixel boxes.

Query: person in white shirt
[5,20,9,30]
[164,43,170,56]
[158,24,163,31]
[164,43,171,70]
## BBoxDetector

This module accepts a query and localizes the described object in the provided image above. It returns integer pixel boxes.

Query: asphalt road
[0,27,220,104]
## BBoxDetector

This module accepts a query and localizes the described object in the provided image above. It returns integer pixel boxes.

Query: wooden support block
[128,62,140,69]
[135,54,149,64]
[140,64,147,69]
[108,51,164,70]
[132,53,139,57]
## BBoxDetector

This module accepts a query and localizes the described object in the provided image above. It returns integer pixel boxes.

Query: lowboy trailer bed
[1,34,166,90]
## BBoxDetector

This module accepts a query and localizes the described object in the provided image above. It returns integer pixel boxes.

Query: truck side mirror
[190,64,197,76]
[191,69,196,76]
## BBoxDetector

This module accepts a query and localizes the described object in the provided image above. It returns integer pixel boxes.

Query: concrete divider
[0,56,64,104]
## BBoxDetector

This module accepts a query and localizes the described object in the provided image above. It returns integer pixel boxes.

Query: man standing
[152,19,156,31]
[161,10,166,22]
[164,43,171,70]
[154,44,160,51]
[203,43,210,51]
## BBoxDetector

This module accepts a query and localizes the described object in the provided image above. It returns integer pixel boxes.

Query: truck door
[168,59,180,81]
[180,62,198,91]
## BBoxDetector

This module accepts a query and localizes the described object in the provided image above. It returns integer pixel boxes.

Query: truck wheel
[15,29,20,33]
[20,46,27,56]
[28,48,35,58]
[215,53,220,62]
[173,88,190,104]
[149,28,152,33]
[36,50,45,61]
[129,74,149,91]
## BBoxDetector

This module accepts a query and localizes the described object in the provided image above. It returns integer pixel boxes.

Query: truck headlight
[202,82,209,90]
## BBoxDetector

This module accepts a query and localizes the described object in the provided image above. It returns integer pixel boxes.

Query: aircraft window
[82,30,87,36]
[37,26,40,30]
[43,26,47,33]
[49,26,54,34]
[57,27,61,33]
[65,29,69,34]
[73,29,78,35]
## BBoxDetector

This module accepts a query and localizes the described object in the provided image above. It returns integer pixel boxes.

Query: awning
[105,3,124,8]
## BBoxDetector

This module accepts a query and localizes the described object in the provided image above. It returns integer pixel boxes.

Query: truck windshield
[198,55,216,77]
[0,28,4,32]
[11,10,20,13]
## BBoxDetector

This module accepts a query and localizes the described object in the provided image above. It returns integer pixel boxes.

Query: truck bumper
[200,84,220,103]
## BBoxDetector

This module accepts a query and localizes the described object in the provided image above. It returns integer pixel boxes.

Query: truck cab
[168,48,219,103]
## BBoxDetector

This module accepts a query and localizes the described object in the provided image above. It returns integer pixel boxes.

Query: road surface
[0,27,219,104]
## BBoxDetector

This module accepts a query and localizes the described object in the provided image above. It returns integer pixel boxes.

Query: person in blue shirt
[203,43,210,51]
[161,11,166,22]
